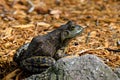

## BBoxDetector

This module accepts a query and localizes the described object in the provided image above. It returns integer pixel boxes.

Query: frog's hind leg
[20,56,56,73]
[13,43,30,64]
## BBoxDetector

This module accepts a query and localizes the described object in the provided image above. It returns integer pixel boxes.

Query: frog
[13,21,84,73]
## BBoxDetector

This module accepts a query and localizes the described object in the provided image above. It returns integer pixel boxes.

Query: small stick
[105,48,120,52]
[27,0,35,13]
[85,32,91,44]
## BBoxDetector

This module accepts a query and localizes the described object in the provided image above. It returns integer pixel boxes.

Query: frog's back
[24,30,62,59]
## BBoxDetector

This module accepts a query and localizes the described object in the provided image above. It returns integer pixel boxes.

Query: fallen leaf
[89,31,97,37]
[12,24,34,28]
[53,23,63,28]
[4,28,13,37]
[35,2,49,14]
[50,10,62,15]
[36,22,51,28]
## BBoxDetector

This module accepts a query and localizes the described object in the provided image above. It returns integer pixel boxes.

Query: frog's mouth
[76,27,84,35]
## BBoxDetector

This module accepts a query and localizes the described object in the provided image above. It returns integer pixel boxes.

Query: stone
[24,54,119,80]
[114,68,120,78]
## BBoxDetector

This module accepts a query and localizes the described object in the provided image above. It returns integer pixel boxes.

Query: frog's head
[61,21,84,42]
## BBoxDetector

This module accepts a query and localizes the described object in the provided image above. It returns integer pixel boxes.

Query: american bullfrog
[13,21,84,73]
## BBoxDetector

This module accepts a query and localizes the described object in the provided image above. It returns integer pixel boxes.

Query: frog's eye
[71,26,75,29]
[69,25,75,30]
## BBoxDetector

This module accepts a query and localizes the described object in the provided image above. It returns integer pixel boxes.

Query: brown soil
[0,0,120,79]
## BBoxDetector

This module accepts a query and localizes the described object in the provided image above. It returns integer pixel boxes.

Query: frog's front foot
[54,47,70,60]
[20,56,56,73]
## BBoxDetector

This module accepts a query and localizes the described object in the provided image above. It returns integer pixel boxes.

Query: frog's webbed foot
[54,47,70,60]
[20,56,56,73]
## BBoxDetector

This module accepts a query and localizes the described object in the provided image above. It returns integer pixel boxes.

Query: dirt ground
[0,0,120,79]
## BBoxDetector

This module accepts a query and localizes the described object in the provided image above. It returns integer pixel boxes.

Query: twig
[27,0,35,13]
[85,32,91,44]
[105,48,120,52]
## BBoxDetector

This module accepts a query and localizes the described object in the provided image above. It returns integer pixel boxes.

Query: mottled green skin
[13,21,83,73]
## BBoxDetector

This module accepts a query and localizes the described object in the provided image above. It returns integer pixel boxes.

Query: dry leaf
[89,31,97,37]
[53,23,63,28]
[2,69,21,80]
[12,24,34,28]
[50,10,62,15]
[4,28,12,37]
[36,22,51,28]
[35,2,49,14]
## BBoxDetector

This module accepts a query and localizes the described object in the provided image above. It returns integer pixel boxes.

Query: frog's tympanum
[13,21,83,73]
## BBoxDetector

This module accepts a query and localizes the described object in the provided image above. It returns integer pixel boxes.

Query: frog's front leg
[20,56,56,73]
[54,47,70,60]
